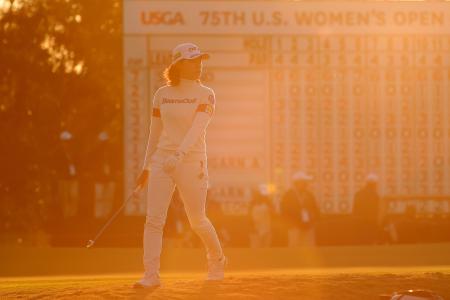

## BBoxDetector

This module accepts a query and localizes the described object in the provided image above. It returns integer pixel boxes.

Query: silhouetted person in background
[249,184,274,247]
[352,173,381,243]
[280,171,320,246]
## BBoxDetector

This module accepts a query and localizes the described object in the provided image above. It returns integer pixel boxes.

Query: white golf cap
[292,171,313,181]
[366,173,379,182]
[170,42,210,66]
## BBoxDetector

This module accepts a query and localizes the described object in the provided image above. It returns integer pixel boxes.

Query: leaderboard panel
[266,34,450,213]
[124,1,450,215]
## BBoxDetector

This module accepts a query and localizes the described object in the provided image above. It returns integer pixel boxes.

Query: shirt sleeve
[151,89,161,117]
[177,89,215,154]
[143,90,163,170]
[195,90,215,117]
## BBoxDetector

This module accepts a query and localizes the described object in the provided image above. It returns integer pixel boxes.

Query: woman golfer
[133,43,226,288]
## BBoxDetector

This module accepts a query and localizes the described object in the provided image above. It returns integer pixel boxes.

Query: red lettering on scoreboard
[140,11,185,25]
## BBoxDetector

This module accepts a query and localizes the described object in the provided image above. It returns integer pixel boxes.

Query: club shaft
[89,188,139,245]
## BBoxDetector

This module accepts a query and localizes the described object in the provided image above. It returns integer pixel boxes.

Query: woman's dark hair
[163,60,202,86]
[163,63,181,86]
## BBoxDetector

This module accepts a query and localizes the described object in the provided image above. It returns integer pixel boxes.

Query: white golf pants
[143,149,223,276]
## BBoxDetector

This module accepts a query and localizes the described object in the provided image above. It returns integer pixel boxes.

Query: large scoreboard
[123,1,450,215]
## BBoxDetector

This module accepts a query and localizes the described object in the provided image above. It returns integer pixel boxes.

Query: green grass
[1,244,450,299]
[1,268,450,299]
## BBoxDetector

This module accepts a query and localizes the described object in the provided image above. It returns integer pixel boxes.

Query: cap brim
[189,53,210,60]
[170,53,210,67]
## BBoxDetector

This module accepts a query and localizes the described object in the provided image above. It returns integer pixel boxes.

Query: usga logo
[141,11,185,25]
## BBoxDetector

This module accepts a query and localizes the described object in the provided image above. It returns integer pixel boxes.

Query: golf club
[86,185,142,248]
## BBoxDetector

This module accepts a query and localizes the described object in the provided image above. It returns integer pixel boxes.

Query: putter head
[86,239,95,248]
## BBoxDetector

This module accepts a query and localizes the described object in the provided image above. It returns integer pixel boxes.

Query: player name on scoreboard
[124,1,450,216]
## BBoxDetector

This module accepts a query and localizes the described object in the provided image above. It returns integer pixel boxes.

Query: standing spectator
[352,173,381,243]
[249,184,274,248]
[382,214,399,244]
[280,171,320,246]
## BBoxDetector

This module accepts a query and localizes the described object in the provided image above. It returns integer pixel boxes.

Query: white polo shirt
[152,78,215,153]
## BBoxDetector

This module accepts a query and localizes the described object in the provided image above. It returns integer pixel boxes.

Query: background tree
[0,0,123,245]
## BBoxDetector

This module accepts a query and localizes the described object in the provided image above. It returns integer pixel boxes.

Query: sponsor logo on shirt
[197,104,214,116]
[204,105,213,115]
[162,97,197,104]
